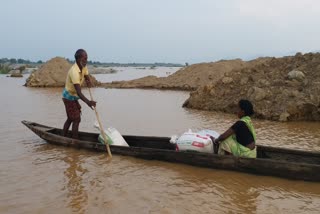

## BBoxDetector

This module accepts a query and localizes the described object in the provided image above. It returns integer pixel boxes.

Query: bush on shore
[0,64,11,74]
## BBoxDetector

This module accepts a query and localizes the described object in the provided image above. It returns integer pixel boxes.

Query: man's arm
[74,84,96,109]
[84,75,93,88]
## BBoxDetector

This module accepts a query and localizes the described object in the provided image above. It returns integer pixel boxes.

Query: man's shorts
[62,98,81,121]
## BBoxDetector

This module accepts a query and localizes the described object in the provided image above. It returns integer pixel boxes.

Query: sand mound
[102,59,251,90]
[100,52,320,121]
[183,52,320,121]
[25,57,99,87]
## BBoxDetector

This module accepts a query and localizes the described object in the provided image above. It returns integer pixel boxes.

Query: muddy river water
[0,68,319,213]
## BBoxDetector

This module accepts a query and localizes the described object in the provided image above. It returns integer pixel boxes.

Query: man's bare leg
[63,118,72,137]
[71,118,81,139]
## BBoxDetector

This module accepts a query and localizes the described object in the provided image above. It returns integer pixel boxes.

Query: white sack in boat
[94,122,129,147]
[176,129,214,153]
[197,129,219,139]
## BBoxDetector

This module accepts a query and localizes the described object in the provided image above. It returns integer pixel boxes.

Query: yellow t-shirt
[65,63,89,96]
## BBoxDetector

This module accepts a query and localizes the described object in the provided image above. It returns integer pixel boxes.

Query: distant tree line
[0,58,43,64]
[65,58,183,67]
[0,57,183,67]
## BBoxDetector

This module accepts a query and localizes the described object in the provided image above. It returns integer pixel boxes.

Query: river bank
[101,52,320,122]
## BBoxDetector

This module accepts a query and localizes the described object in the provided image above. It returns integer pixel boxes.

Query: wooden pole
[88,87,112,159]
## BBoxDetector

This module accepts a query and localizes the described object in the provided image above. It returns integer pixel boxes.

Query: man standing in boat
[62,49,96,139]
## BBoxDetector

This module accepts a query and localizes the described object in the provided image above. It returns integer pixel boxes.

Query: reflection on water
[0,74,320,213]
[63,153,88,214]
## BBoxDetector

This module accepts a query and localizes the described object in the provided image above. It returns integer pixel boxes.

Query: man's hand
[87,100,97,109]
[84,75,94,88]
[86,79,93,88]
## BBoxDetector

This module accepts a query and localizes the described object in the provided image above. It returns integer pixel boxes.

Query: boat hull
[22,120,320,182]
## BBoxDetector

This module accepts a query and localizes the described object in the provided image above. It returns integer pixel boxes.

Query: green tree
[0,64,11,74]
[9,58,17,64]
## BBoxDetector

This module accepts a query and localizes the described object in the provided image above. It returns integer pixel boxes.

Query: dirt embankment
[24,57,100,87]
[24,53,320,121]
[101,59,252,90]
[101,52,320,121]
[183,52,320,121]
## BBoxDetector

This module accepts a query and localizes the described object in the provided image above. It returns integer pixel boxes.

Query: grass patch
[0,64,11,74]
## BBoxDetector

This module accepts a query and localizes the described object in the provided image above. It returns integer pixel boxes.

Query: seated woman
[212,99,257,158]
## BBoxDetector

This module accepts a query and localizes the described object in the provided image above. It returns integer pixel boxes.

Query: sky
[1,0,320,64]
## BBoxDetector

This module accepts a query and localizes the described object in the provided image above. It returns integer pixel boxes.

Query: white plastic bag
[176,130,213,153]
[170,135,179,144]
[197,129,219,139]
[94,122,129,147]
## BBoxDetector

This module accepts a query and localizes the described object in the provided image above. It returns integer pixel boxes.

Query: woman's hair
[239,99,254,116]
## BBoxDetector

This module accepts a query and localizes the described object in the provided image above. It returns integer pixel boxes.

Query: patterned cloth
[240,116,256,141]
[218,136,257,158]
[62,88,79,101]
[62,98,81,121]
[218,116,257,158]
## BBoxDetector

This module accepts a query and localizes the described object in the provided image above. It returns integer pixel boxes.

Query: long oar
[88,87,112,159]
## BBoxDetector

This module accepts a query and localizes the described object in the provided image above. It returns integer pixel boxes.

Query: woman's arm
[214,128,235,144]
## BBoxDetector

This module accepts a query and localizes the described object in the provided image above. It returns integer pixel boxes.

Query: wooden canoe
[22,120,320,182]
